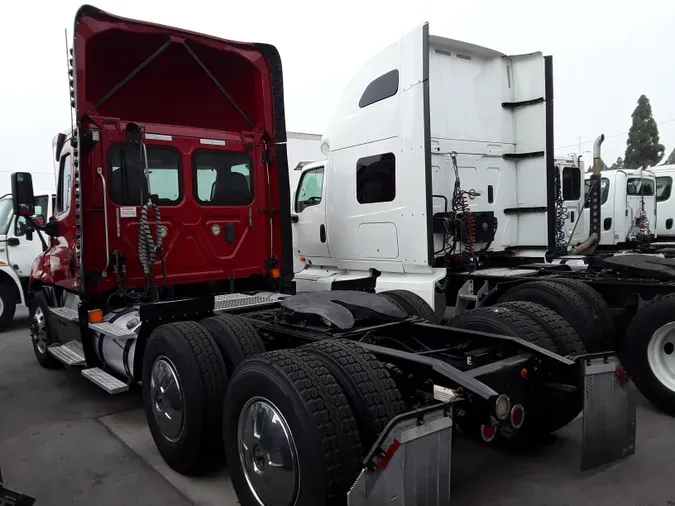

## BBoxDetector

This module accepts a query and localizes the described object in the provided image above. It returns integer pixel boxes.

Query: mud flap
[581,354,636,471]
[347,403,454,506]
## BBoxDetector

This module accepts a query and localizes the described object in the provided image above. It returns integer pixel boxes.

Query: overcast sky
[2,0,674,191]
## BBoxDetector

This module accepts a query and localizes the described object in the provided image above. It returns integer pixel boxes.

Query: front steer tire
[142,321,228,475]
[223,350,363,506]
[29,291,61,369]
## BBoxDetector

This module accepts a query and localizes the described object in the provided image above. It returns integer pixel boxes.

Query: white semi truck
[0,191,55,330]
[289,27,675,417]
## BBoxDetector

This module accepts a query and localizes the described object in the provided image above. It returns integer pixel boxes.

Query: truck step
[81,368,129,394]
[89,322,136,341]
[49,306,79,322]
[214,293,277,311]
[47,341,85,366]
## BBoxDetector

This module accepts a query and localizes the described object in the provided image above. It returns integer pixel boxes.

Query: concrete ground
[1,309,675,505]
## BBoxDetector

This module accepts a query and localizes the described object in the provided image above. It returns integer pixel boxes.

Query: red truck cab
[34,5,292,303]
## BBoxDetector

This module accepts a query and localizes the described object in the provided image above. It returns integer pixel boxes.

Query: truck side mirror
[11,172,35,217]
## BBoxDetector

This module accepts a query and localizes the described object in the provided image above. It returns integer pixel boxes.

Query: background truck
[581,168,657,249]
[12,8,634,505]
[652,164,675,240]
[288,24,675,417]
[0,192,55,330]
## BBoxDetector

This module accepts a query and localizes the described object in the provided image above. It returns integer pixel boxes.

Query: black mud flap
[581,354,636,471]
[347,403,454,506]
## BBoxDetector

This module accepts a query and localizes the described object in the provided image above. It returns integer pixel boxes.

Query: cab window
[584,178,610,207]
[657,176,673,202]
[627,178,655,196]
[295,167,324,212]
[107,145,182,206]
[193,150,253,206]
[56,153,72,214]
[562,167,581,200]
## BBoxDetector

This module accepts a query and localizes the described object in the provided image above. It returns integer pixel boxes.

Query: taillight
[480,424,497,443]
[510,404,525,429]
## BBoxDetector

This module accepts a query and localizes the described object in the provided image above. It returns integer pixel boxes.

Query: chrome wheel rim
[647,322,675,392]
[237,397,299,506]
[31,307,47,353]
[150,357,184,441]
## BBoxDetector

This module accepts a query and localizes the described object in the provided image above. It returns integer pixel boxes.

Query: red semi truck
[10,5,634,505]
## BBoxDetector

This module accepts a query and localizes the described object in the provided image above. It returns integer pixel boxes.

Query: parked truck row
[6,5,648,505]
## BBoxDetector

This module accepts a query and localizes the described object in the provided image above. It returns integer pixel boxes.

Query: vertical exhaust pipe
[572,134,604,255]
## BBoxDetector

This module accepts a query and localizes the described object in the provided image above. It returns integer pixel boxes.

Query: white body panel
[290,23,560,312]
[652,165,675,238]
[581,169,657,246]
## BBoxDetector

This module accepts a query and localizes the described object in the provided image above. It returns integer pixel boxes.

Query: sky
[1,0,674,191]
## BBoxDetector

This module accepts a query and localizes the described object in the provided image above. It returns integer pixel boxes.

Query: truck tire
[223,350,363,506]
[302,339,405,452]
[200,314,266,375]
[551,278,614,349]
[623,296,675,416]
[448,305,557,352]
[498,280,602,352]
[379,289,438,323]
[0,282,17,332]
[448,306,581,440]
[29,291,61,369]
[142,321,228,475]
[496,301,586,356]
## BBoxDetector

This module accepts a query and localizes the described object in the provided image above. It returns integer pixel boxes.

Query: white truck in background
[651,164,675,240]
[0,191,55,330]
[580,168,657,249]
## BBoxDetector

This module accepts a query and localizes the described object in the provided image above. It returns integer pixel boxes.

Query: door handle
[290,215,299,223]
[6,238,19,247]
[570,210,575,223]
[320,224,326,243]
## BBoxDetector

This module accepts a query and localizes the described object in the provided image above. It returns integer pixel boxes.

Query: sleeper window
[356,153,396,204]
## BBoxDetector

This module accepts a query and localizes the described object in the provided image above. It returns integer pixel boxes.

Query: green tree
[624,94,665,169]
[610,157,624,169]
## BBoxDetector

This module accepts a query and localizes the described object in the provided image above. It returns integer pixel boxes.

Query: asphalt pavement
[1,308,674,505]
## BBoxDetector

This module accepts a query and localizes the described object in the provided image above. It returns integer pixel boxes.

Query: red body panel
[31,6,289,299]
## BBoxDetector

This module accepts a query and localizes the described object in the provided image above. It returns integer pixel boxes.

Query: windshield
[627,178,655,196]
[0,198,13,235]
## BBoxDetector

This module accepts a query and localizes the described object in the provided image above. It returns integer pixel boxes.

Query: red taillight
[615,365,628,386]
[510,404,525,429]
[520,368,528,379]
[480,424,496,443]
[377,439,400,469]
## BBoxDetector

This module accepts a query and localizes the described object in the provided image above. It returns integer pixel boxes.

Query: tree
[610,157,624,169]
[624,94,665,169]
[665,147,675,165]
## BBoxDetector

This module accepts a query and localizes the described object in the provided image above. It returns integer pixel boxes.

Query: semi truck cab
[0,192,54,330]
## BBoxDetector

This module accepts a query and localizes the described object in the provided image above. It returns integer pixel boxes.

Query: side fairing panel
[322,24,432,272]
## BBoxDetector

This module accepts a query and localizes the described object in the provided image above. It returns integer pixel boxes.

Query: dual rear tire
[142,313,404,506]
